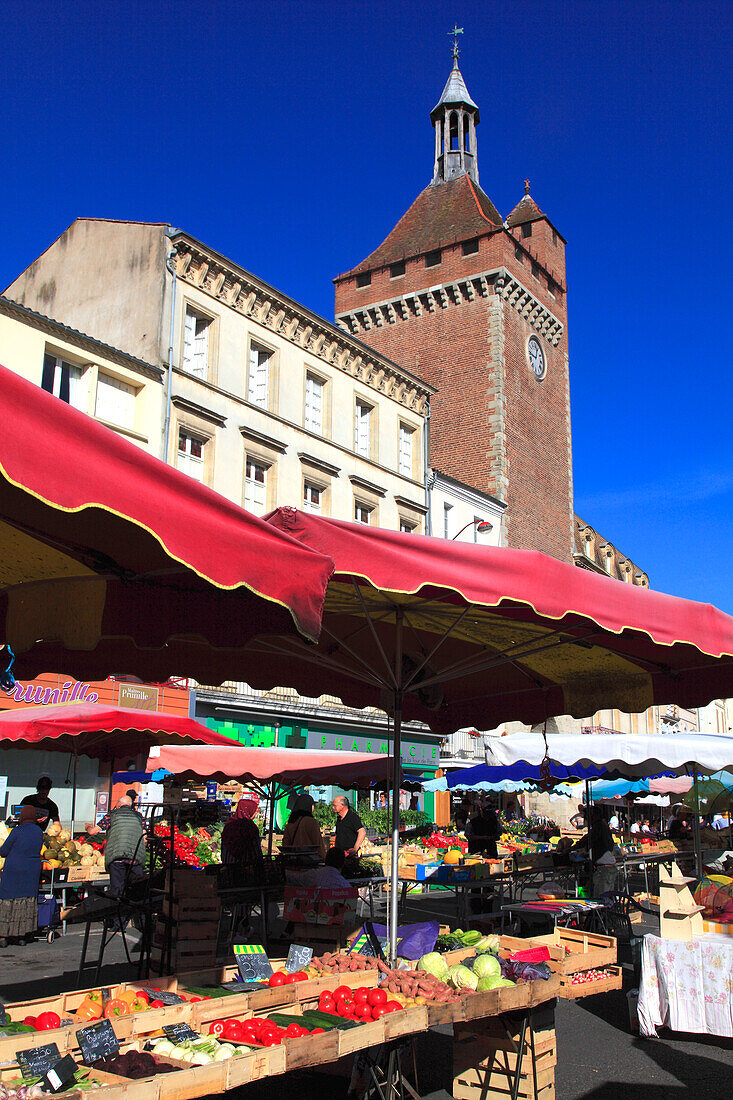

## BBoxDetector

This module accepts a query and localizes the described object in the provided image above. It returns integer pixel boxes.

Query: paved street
[1,922,730,1099]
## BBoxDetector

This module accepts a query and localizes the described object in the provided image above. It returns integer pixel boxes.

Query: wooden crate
[453,1019,556,1100]
[501,927,616,975]
[558,965,623,1000]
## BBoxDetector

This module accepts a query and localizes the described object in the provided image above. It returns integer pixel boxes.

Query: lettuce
[473,954,501,981]
[418,952,450,981]
[448,964,479,990]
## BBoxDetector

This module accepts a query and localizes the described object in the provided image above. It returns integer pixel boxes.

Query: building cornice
[349,474,387,498]
[171,395,227,427]
[394,494,429,515]
[336,266,564,348]
[0,294,163,381]
[298,452,341,478]
[239,425,288,454]
[170,235,435,415]
[432,469,507,512]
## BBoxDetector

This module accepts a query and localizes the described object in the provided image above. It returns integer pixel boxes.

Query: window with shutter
[41,354,87,410]
[248,345,271,408]
[95,373,136,428]
[304,374,324,434]
[182,309,210,377]
[177,430,205,482]
[399,424,413,476]
[303,482,322,513]
[244,458,268,514]
[354,402,371,456]
[354,502,371,525]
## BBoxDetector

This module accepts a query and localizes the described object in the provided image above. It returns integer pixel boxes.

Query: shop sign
[7,679,99,706]
[118,683,159,710]
[306,730,438,765]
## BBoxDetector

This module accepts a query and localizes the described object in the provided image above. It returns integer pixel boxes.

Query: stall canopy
[262,507,733,957]
[0,701,236,760]
[146,743,394,788]
[0,365,333,685]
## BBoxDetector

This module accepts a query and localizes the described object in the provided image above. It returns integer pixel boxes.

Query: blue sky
[2,1,731,609]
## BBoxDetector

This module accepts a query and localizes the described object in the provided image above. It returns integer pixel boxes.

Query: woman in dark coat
[0,805,43,946]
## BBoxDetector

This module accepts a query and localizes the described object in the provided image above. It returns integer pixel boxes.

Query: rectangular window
[521,223,532,239]
[443,502,453,540]
[356,271,371,288]
[303,482,322,513]
[514,246,523,262]
[304,373,324,434]
[354,401,371,457]
[400,519,415,534]
[244,458,267,515]
[462,238,479,256]
[390,261,405,278]
[95,373,136,429]
[532,261,540,279]
[177,429,205,482]
[182,308,210,377]
[425,249,442,268]
[41,354,86,410]
[248,344,271,408]
[355,502,372,525]
[547,279,556,298]
[398,424,414,477]
[552,228,558,246]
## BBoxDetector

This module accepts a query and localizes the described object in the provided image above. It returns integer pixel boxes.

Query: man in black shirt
[332,796,365,857]
[20,776,60,830]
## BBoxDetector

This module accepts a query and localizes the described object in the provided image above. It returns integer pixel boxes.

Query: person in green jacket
[104,795,145,897]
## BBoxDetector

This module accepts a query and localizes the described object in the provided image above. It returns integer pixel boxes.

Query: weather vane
[448,23,463,63]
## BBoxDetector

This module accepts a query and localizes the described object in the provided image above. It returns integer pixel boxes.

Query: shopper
[467,802,500,858]
[20,777,59,830]
[573,808,617,897]
[104,795,146,897]
[332,795,366,857]
[281,794,326,862]
[221,797,263,870]
[0,806,44,946]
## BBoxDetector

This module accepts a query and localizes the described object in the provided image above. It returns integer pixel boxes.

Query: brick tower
[334,49,573,561]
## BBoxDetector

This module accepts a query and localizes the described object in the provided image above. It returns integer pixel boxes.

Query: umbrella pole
[388,607,404,965]
[268,782,276,858]
[71,752,78,835]
[693,772,703,880]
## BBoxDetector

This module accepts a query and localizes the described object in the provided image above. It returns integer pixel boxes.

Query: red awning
[146,744,394,788]
[0,701,236,759]
[261,508,733,734]
[0,366,333,682]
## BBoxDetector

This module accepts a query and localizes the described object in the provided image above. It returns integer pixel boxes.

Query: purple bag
[351,920,440,960]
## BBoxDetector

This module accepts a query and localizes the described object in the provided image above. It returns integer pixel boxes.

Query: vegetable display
[95,1052,177,1078]
[149,1035,246,1064]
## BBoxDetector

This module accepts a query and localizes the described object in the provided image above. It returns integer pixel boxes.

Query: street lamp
[451,519,493,541]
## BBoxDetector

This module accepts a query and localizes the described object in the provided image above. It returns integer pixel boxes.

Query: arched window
[464,116,470,151]
[449,112,459,151]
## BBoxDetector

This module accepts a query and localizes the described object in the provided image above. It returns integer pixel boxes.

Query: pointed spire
[431,35,480,184]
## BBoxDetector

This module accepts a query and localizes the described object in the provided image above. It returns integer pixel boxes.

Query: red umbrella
[0,701,236,759]
[0,365,333,685]
[262,507,733,956]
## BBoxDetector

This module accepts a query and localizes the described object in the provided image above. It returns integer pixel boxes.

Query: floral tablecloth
[638,933,733,1037]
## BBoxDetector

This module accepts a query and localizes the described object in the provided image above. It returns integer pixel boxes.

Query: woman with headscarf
[221,797,263,871]
[281,794,326,863]
[0,805,43,946]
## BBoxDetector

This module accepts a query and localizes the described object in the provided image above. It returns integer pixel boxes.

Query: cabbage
[494,978,515,987]
[473,953,501,981]
[476,975,502,991]
[475,934,500,955]
[419,952,450,981]
[448,964,479,990]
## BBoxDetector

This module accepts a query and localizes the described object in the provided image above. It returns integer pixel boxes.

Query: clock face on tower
[528,336,546,380]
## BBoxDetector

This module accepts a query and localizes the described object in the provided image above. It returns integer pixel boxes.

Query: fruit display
[41,826,104,873]
[153,824,222,868]
[149,1035,247,1064]
[314,985,401,1022]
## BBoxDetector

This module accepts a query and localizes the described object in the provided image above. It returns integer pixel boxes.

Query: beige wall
[4,220,169,367]
[167,276,428,528]
[0,306,164,453]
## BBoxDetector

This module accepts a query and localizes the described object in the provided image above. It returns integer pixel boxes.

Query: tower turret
[430,33,480,184]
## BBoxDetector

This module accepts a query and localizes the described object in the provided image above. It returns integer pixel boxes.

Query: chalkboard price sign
[146,989,184,1006]
[16,1043,61,1080]
[162,1023,200,1044]
[75,1019,119,1065]
[286,944,313,973]
[233,944,273,983]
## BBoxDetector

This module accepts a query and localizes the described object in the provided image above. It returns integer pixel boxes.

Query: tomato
[269,972,287,987]
[337,1000,354,1017]
[35,1011,62,1031]
[352,987,370,1004]
[290,971,308,982]
[23,1016,37,1029]
[188,996,201,1003]
[333,985,351,1001]
[209,1020,226,1037]
[368,988,387,1007]
[355,1004,372,1020]
[134,989,150,1003]
[385,1001,403,1013]
[223,1020,247,1042]
[371,1005,388,1019]
[319,993,335,1006]
[262,1035,279,1047]
[149,1000,165,1009]
[285,1023,305,1037]
[283,974,298,984]
[311,1027,326,1034]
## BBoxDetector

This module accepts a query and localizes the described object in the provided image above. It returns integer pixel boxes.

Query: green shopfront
[194,703,441,821]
